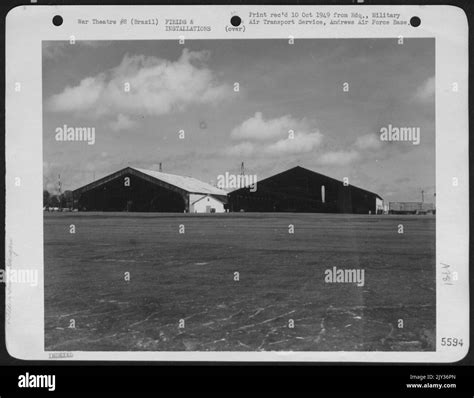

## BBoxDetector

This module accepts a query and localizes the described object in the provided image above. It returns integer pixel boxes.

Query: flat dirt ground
[44,212,436,351]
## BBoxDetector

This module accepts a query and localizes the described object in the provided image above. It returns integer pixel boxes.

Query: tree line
[43,190,74,209]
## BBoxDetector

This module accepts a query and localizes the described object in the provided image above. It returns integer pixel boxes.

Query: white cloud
[355,133,382,150]
[265,132,323,156]
[47,76,105,113]
[231,112,311,141]
[414,76,435,102]
[109,114,138,132]
[46,49,231,117]
[228,114,384,163]
[228,112,322,157]
[317,150,360,166]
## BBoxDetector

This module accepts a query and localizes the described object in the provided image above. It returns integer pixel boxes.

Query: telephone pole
[58,174,62,210]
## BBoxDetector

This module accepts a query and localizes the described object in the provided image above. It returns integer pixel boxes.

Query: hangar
[228,166,383,214]
[73,166,228,213]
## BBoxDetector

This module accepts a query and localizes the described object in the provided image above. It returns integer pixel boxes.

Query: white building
[190,194,226,213]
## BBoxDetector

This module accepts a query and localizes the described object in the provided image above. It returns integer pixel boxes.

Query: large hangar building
[73,166,228,213]
[228,166,383,214]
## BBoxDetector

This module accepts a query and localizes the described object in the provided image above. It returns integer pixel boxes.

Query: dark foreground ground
[44,212,435,351]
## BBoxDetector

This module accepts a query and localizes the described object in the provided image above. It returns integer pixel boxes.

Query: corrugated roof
[132,167,228,196]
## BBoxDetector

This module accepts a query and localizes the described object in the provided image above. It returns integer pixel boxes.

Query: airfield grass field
[44,212,435,351]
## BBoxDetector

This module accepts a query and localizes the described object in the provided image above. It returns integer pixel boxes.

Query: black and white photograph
[42,38,437,352]
[2,3,473,394]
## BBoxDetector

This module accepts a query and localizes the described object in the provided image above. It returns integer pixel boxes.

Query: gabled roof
[191,194,223,206]
[229,166,383,200]
[73,166,228,196]
[131,167,228,196]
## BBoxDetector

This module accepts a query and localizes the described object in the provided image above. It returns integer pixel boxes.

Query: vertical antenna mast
[58,174,62,210]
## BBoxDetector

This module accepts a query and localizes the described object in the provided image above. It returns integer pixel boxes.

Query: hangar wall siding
[75,172,187,212]
[72,166,381,214]
[73,167,227,213]
[228,166,382,214]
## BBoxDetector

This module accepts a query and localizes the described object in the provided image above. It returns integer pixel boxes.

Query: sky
[43,39,435,202]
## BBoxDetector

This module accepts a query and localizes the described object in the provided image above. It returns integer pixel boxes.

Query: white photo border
[5,5,469,362]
